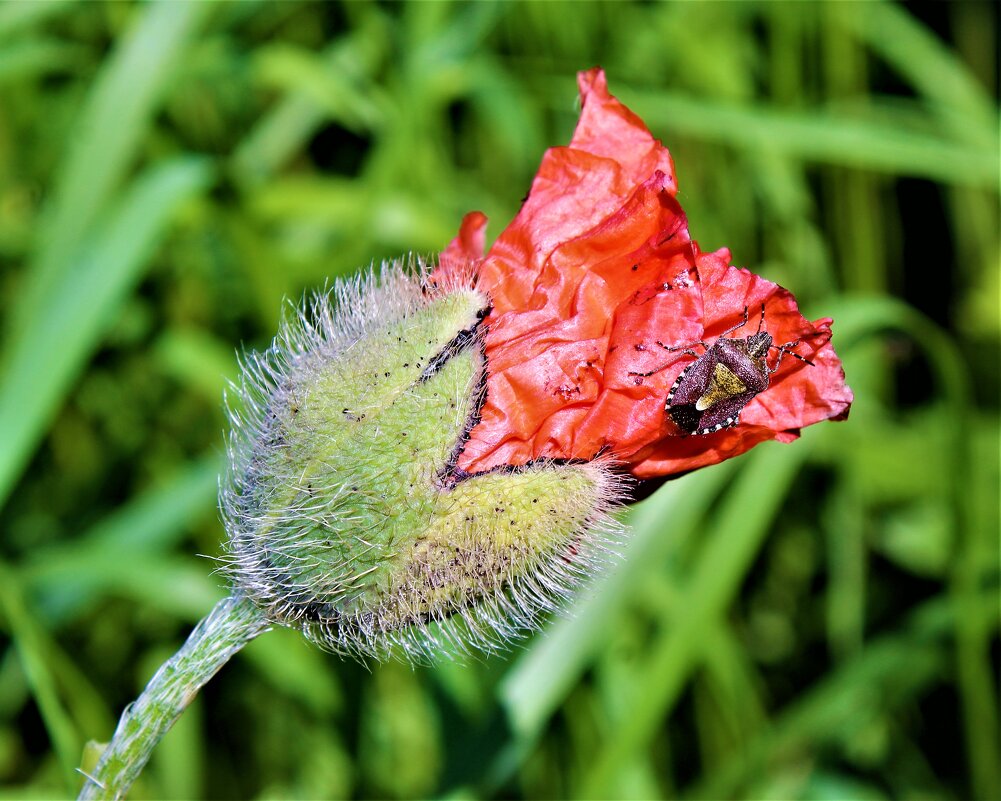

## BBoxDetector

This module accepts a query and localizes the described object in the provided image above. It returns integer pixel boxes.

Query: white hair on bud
[298,458,628,663]
[218,258,627,662]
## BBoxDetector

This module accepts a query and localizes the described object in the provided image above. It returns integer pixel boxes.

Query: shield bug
[631,305,813,435]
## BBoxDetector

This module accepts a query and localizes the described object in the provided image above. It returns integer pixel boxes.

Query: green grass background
[0,1,998,799]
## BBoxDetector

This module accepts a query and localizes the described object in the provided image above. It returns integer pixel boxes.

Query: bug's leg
[629,339,706,378]
[654,340,706,356]
[769,339,815,373]
[624,362,672,378]
[717,305,751,339]
[628,356,684,378]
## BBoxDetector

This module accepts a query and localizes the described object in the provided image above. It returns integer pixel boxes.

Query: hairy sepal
[221,261,624,661]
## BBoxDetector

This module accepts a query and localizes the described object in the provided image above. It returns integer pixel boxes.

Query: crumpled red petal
[433,67,852,479]
[622,248,853,477]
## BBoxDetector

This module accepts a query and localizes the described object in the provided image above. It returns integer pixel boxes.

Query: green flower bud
[221,263,623,660]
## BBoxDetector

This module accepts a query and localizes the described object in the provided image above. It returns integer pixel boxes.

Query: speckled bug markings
[631,305,814,435]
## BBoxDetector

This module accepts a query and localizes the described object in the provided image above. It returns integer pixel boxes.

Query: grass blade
[836,0,996,145]
[11,0,210,339]
[614,89,999,189]
[579,441,809,797]
[24,455,221,622]
[0,0,73,41]
[0,561,106,793]
[686,590,997,799]
[0,157,212,510]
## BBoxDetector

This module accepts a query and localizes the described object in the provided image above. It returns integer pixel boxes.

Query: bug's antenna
[755,303,765,334]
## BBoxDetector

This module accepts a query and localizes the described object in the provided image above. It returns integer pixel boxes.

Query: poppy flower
[434,68,852,479]
[79,70,859,801]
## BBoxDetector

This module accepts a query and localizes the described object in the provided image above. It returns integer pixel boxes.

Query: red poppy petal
[572,68,678,195]
[438,69,851,479]
[433,211,488,291]
[473,69,680,316]
[629,424,780,479]
[696,252,853,433]
[457,174,697,474]
[619,250,852,477]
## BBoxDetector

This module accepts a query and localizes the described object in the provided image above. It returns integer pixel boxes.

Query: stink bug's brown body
[666,329,773,434]
[631,305,813,436]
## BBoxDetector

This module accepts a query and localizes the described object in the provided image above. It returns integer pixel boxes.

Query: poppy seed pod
[219,262,623,660]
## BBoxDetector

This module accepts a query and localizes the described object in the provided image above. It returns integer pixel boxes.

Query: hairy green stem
[78,594,269,800]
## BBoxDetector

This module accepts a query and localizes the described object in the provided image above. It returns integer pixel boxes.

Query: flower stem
[78,594,269,800]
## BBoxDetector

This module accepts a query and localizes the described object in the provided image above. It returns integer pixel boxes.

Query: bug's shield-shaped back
[668,339,770,435]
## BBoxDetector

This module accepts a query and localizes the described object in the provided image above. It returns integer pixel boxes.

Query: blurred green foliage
[0,1,998,799]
